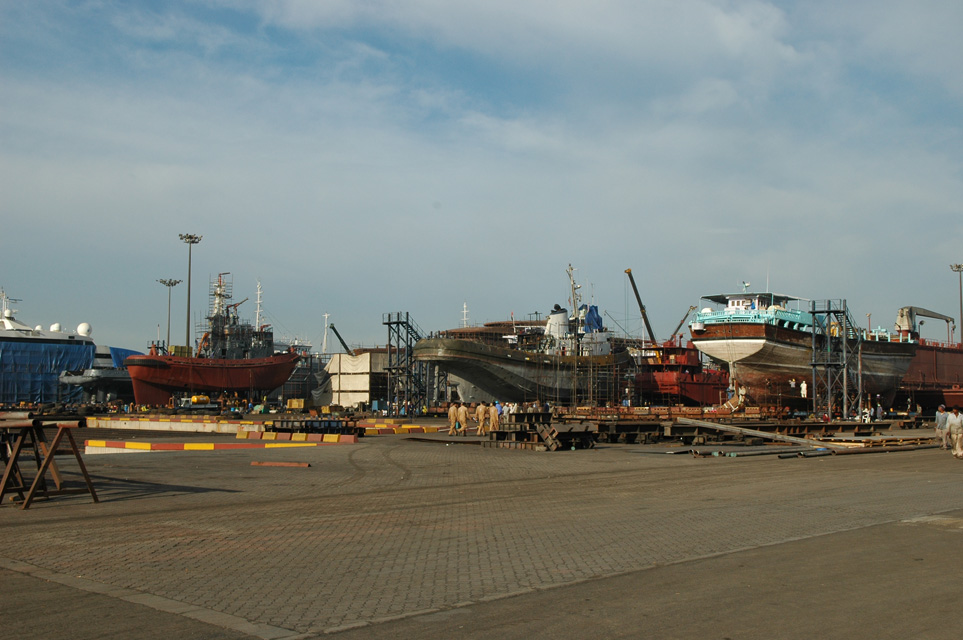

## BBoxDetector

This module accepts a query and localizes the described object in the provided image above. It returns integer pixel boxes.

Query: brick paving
[3,434,963,637]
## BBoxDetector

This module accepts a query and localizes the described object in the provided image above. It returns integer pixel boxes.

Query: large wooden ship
[688,292,917,407]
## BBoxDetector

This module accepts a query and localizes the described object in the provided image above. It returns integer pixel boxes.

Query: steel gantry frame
[383,312,445,415]
[810,299,863,420]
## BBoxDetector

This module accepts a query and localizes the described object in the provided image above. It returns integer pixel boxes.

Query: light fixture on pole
[157,278,181,349]
[952,264,963,344]
[179,233,202,347]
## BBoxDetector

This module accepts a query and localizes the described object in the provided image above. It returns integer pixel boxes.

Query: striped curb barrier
[236,431,357,443]
[84,437,356,454]
[359,424,442,435]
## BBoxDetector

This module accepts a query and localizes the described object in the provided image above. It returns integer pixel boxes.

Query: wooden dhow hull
[690,322,915,405]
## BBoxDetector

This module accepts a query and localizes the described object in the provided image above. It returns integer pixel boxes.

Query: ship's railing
[915,338,961,349]
[862,331,914,343]
[692,308,813,329]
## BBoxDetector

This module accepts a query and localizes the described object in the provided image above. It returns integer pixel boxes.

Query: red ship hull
[897,340,963,408]
[125,352,301,406]
[633,341,729,406]
[635,369,729,406]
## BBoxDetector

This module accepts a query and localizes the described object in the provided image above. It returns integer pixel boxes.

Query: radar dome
[50,323,62,332]
[77,322,92,336]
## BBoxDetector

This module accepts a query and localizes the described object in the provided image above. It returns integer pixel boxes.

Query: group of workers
[447,400,497,436]
[934,404,963,458]
[446,399,552,436]
[446,400,506,436]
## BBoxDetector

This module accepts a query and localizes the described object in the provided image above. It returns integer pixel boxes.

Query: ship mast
[567,264,581,406]
[255,280,263,328]
[0,289,22,318]
[212,273,231,317]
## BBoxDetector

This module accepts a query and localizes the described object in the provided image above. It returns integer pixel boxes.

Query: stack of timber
[483,412,596,451]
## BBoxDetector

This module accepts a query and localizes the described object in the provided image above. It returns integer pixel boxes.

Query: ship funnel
[546,307,569,338]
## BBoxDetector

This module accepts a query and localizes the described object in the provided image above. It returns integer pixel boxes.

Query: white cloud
[797,1,963,98]
[1,0,962,349]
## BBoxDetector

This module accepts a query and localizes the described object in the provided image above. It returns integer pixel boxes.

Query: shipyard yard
[6,3,963,637]
[1,421,962,640]
[5,262,963,639]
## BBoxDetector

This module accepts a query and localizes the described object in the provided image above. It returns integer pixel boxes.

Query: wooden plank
[251,461,310,468]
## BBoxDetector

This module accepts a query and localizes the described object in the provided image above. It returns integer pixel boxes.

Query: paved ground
[2,426,962,639]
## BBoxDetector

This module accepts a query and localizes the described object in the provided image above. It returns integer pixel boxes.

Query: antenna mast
[255,280,263,328]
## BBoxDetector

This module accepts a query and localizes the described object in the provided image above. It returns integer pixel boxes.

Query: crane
[895,306,955,340]
[329,323,354,356]
[670,305,697,342]
[226,297,248,316]
[624,268,657,343]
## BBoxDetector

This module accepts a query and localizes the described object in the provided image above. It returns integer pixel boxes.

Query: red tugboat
[126,274,299,406]
[623,269,728,406]
[630,336,729,407]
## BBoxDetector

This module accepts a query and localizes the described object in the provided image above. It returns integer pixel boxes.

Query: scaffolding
[810,299,862,419]
[383,312,445,414]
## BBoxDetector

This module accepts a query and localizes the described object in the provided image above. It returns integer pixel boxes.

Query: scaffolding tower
[383,312,445,414]
[810,299,863,419]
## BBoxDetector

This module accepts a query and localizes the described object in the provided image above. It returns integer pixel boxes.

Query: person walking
[488,401,500,432]
[947,406,963,459]
[935,404,950,449]
[447,402,459,436]
[455,402,471,436]
[474,401,488,436]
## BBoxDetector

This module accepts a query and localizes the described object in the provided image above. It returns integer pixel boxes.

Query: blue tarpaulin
[582,304,604,332]
[109,346,142,368]
[0,340,95,403]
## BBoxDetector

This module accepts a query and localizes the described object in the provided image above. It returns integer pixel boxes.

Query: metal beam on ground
[674,417,850,450]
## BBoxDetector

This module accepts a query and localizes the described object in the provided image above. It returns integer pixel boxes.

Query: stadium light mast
[157,278,181,349]
[952,264,963,345]
[180,234,202,347]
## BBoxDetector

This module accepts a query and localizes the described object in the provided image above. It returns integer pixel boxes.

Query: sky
[2,0,963,352]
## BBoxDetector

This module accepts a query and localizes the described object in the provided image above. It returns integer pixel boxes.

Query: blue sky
[2,0,962,351]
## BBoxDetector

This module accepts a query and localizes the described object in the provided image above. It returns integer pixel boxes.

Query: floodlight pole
[952,264,963,345]
[180,234,202,347]
[157,278,182,349]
